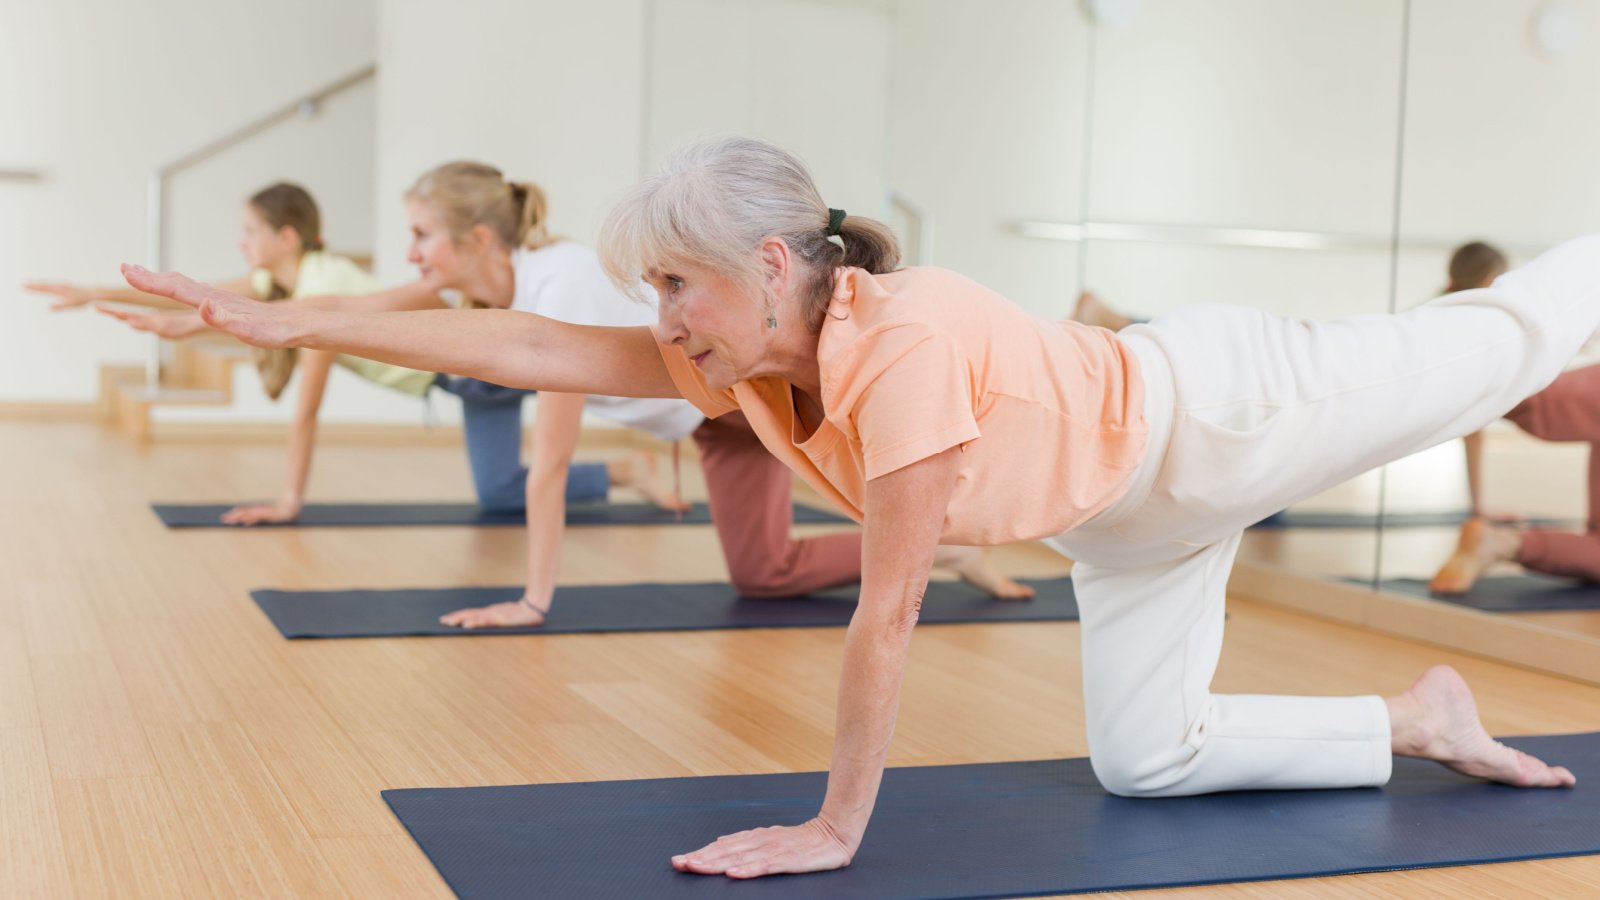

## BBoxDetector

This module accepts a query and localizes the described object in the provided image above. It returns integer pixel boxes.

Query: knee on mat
[727,559,805,598]
[1088,742,1192,799]
[729,572,797,598]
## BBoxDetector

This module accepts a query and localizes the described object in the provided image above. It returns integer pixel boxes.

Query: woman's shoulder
[512,239,596,274]
[827,266,1003,335]
[295,251,379,296]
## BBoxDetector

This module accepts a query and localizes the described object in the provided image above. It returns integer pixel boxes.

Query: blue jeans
[433,375,610,512]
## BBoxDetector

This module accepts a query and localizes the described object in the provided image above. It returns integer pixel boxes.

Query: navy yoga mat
[151,500,850,529]
[1252,510,1576,530]
[384,733,1600,899]
[250,577,1078,638]
[1377,574,1600,612]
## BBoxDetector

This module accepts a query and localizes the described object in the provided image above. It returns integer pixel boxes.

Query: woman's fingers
[437,601,546,629]
[672,821,852,879]
[23,281,85,309]
[121,265,296,348]
[220,503,296,526]
[120,264,209,308]
[94,305,159,334]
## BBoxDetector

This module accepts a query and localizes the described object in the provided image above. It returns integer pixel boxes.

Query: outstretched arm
[28,275,255,311]
[295,278,448,314]
[438,390,588,629]
[123,264,682,399]
[220,348,336,525]
[672,446,960,879]
[96,306,213,340]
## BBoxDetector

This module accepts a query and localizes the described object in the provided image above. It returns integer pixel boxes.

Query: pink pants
[1507,364,1600,581]
[694,411,863,597]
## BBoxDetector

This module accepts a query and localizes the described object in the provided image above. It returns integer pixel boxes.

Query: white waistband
[1076,327,1175,533]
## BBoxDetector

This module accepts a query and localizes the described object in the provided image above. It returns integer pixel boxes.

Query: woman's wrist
[812,806,867,854]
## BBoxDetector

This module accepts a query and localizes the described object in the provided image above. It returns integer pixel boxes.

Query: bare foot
[1428,517,1522,595]
[1070,291,1134,332]
[1387,665,1575,788]
[438,598,547,629]
[932,546,1035,599]
[608,451,691,512]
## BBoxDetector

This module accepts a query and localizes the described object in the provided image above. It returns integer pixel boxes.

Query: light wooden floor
[3,421,1599,898]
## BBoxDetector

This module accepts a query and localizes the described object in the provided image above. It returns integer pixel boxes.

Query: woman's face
[650,261,771,392]
[238,205,297,269]
[405,198,468,289]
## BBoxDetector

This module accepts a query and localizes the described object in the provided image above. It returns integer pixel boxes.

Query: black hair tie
[826,208,847,236]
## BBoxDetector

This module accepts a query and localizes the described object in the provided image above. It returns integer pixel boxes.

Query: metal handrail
[144,63,376,387]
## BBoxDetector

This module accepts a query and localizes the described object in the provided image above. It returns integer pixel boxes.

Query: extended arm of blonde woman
[28,275,255,311]
[294,278,449,314]
[95,306,213,339]
[122,264,682,399]
[439,390,589,629]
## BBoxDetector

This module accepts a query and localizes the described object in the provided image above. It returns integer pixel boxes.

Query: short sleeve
[651,329,741,418]
[828,323,980,480]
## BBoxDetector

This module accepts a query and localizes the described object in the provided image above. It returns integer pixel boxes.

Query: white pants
[1045,235,1600,798]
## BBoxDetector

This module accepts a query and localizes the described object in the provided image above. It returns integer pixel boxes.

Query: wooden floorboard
[3,421,1598,898]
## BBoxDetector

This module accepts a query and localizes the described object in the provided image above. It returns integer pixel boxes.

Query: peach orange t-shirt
[656,267,1147,545]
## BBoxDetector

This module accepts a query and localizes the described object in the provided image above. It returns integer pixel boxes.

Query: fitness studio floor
[4,419,1599,898]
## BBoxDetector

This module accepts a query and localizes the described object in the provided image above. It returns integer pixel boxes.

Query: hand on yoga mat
[438,596,546,629]
[671,816,854,879]
[220,499,303,526]
[122,264,300,349]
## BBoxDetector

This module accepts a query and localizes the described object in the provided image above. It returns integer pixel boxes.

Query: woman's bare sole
[1429,517,1522,595]
[932,546,1035,599]
[608,451,691,512]
[1387,665,1575,787]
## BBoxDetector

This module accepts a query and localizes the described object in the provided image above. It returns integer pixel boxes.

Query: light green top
[252,252,436,397]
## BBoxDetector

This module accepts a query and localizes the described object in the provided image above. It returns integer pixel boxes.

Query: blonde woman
[34,183,665,524]
[123,136,1583,880]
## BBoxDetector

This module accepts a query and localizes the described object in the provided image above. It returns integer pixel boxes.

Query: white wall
[0,0,377,403]
[888,0,1090,317]
[645,0,890,219]
[1402,0,1600,246]
[371,0,649,285]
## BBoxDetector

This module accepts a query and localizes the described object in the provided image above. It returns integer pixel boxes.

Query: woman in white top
[35,183,667,523]
[403,163,1027,626]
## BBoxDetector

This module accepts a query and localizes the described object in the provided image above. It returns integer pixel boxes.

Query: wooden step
[112,380,230,443]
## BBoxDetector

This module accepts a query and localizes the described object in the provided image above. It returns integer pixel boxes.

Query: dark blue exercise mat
[1375,574,1600,612]
[151,500,850,529]
[1252,510,1577,530]
[249,577,1077,639]
[383,732,1599,900]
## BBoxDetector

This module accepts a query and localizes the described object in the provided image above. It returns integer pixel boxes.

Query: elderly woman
[124,136,1584,881]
